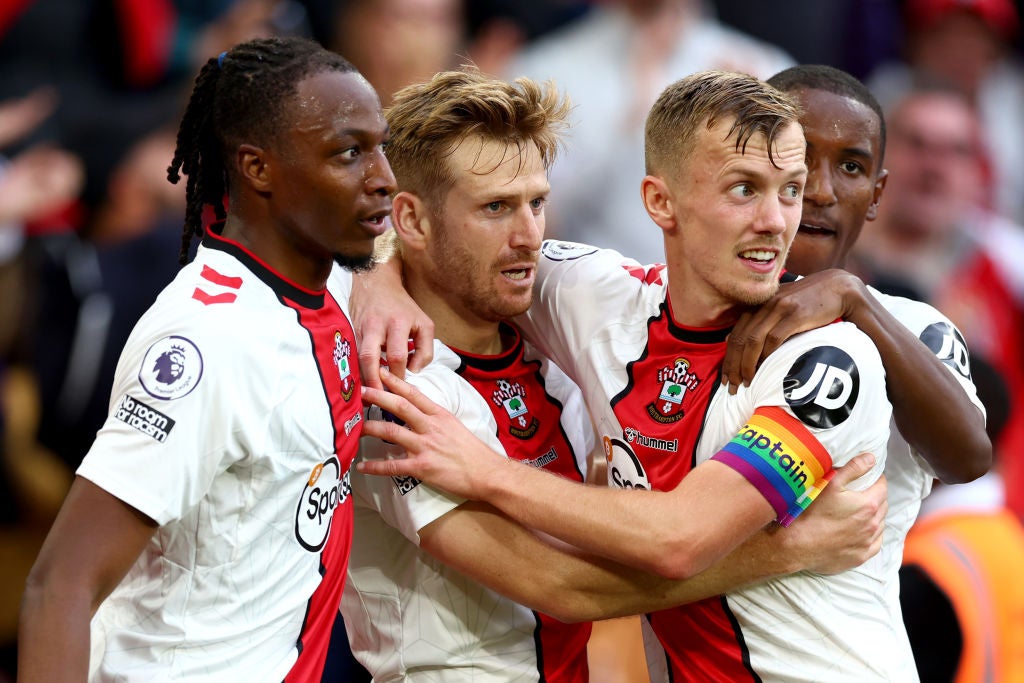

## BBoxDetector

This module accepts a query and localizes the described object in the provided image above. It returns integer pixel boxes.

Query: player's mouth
[738,248,779,273]
[358,204,392,236]
[501,264,535,285]
[797,221,836,238]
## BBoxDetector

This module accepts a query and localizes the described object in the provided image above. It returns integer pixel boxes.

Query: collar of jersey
[449,322,524,373]
[201,221,326,309]
[661,296,731,344]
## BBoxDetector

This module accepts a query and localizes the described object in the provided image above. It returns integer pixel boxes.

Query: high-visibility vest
[903,509,1024,683]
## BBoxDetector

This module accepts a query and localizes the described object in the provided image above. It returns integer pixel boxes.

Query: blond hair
[386,68,571,207]
[645,70,802,179]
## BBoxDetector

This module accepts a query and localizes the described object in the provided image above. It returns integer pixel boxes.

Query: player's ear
[237,144,270,193]
[865,169,888,222]
[391,191,431,251]
[641,174,677,232]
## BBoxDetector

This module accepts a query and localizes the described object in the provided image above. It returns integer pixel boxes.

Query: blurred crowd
[2,0,1023,680]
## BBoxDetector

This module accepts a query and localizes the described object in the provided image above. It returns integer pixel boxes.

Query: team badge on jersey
[332,330,355,401]
[783,346,860,428]
[491,378,539,439]
[295,456,351,551]
[646,358,700,423]
[920,321,972,379]
[139,335,203,400]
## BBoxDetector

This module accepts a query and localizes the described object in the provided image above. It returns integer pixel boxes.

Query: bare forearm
[479,458,769,580]
[555,526,796,622]
[18,586,92,681]
[844,282,991,482]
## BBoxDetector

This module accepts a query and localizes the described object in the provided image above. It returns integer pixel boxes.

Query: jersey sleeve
[76,310,252,526]
[710,322,891,526]
[354,355,506,545]
[515,240,659,378]
[870,287,986,422]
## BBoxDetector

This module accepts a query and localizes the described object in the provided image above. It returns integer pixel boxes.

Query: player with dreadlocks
[18,35,415,681]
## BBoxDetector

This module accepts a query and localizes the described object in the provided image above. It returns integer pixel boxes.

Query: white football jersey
[515,241,917,682]
[79,229,362,681]
[345,332,594,682]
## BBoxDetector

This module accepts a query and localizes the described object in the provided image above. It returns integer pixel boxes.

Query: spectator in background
[900,356,1024,682]
[328,0,465,106]
[868,0,1024,225]
[503,0,793,263]
[850,81,1024,520]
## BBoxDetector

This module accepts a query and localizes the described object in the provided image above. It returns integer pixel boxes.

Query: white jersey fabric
[515,241,916,682]
[866,286,986,631]
[78,228,362,682]
[344,332,594,682]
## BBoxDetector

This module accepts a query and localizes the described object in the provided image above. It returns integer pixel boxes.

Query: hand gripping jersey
[515,241,917,683]
[344,326,594,682]
[77,228,362,682]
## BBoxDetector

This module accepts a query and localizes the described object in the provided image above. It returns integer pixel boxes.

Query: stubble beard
[333,252,376,273]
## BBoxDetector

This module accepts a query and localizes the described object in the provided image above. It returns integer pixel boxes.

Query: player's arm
[419,455,884,622]
[18,476,157,682]
[350,231,434,389]
[721,269,991,483]
[360,369,872,581]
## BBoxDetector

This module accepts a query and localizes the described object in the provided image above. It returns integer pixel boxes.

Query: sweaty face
[423,137,548,326]
[668,118,807,325]
[269,71,396,273]
[786,87,885,276]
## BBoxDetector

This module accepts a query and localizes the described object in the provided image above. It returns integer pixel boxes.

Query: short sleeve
[711,322,891,525]
[77,319,246,525]
[354,360,505,545]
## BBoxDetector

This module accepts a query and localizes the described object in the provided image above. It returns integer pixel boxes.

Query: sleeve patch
[782,345,860,428]
[540,240,599,261]
[711,406,834,526]
[920,322,973,379]
[138,335,204,400]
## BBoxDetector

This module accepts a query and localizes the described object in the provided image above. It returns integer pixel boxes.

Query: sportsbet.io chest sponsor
[115,395,176,442]
[295,456,351,551]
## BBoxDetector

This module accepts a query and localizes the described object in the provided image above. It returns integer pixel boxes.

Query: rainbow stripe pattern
[711,405,834,526]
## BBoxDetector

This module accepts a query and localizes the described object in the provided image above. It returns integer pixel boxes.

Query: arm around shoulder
[841,276,991,483]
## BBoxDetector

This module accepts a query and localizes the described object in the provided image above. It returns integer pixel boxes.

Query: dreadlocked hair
[167,36,357,264]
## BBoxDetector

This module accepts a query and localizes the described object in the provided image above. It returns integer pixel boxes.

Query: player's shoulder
[867,285,951,333]
[405,342,489,416]
[751,321,885,431]
[538,239,668,292]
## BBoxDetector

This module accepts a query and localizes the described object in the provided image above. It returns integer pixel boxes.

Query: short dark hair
[768,64,887,166]
[167,36,357,264]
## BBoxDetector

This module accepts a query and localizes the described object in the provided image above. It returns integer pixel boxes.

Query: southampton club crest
[492,378,539,440]
[646,357,700,423]
[332,331,355,401]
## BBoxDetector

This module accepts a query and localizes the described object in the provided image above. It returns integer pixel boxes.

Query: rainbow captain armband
[710,406,834,527]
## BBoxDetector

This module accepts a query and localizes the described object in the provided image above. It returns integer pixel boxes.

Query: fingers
[384,324,411,380]
[361,368,441,434]
[407,318,435,373]
[830,452,876,489]
[357,339,385,391]
[721,306,787,392]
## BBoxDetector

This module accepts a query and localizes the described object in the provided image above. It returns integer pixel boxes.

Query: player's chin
[333,251,376,273]
[735,279,780,307]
